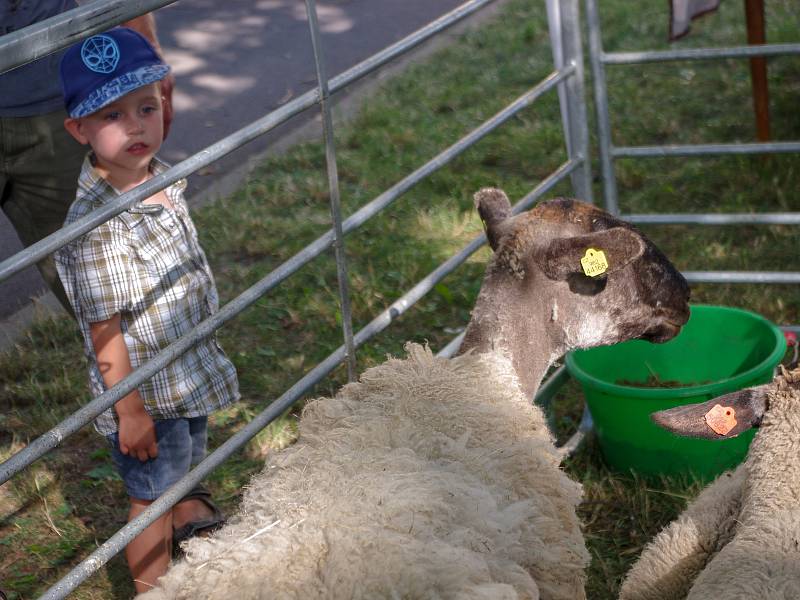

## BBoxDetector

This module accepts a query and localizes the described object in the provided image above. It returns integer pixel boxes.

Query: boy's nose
[127,115,145,134]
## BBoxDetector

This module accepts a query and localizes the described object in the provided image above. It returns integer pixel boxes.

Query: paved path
[0,0,471,321]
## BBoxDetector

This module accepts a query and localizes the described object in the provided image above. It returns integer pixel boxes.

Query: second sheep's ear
[651,385,770,440]
[475,187,513,251]
[536,227,646,281]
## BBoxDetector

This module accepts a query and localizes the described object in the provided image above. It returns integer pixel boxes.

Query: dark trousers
[0,109,84,314]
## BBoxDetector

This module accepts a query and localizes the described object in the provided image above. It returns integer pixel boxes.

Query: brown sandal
[172,484,226,556]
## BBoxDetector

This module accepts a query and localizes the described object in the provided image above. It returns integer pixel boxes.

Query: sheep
[619,365,800,600]
[140,188,691,600]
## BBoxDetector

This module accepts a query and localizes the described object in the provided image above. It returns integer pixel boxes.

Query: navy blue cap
[60,27,170,118]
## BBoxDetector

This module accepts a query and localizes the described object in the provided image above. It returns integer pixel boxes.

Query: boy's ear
[64,118,89,145]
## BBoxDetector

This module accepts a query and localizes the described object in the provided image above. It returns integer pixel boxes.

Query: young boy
[55,28,239,592]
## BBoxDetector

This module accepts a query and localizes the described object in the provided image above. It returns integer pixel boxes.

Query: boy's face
[64,83,164,180]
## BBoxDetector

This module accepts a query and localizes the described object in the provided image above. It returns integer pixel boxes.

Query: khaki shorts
[0,109,84,312]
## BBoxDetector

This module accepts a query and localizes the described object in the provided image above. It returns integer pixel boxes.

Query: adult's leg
[0,110,84,314]
[126,498,173,594]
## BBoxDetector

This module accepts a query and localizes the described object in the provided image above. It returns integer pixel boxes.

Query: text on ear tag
[704,404,737,436]
[580,248,609,277]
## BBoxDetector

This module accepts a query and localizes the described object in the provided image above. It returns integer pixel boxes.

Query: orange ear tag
[704,404,737,436]
[580,248,609,277]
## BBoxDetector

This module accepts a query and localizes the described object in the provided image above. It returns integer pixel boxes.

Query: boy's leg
[172,490,215,529]
[125,498,172,594]
[108,418,200,585]
[172,416,223,531]
[172,489,217,529]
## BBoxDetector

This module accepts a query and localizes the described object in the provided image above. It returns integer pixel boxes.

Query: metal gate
[3,0,797,596]
[0,1,591,597]
[585,0,800,296]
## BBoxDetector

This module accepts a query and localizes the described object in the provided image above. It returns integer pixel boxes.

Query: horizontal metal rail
[602,42,800,66]
[613,142,800,158]
[625,213,800,225]
[437,332,466,358]
[684,272,800,284]
[556,403,593,457]
[0,0,492,75]
[0,0,499,285]
[0,69,572,486]
[39,161,580,600]
[0,0,177,74]
[0,91,316,284]
[534,364,570,408]
[328,0,495,91]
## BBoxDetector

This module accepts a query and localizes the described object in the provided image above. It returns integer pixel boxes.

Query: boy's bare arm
[89,315,158,462]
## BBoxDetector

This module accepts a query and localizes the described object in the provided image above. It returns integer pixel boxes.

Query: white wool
[565,312,614,348]
[141,344,589,600]
[620,367,800,600]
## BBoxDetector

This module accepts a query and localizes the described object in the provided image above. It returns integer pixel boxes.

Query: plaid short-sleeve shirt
[56,154,239,435]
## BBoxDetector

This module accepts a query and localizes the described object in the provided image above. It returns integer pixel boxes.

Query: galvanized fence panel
[586,0,800,242]
[0,0,591,596]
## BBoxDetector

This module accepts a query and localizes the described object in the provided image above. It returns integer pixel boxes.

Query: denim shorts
[107,416,208,501]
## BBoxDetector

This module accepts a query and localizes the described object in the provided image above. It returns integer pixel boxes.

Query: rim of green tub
[564,304,787,400]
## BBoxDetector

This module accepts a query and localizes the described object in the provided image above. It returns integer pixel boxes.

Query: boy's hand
[89,314,159,462]
[118,409,158,462]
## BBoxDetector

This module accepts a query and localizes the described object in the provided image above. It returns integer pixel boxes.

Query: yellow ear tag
[580,248,609,277]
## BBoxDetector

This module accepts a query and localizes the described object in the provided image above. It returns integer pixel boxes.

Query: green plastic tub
[565,305,786,480]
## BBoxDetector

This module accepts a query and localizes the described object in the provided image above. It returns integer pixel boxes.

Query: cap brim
[69,64,170,118]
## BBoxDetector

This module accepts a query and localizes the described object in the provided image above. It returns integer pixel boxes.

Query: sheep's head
[474,188,690,352]
[651,365,800,440]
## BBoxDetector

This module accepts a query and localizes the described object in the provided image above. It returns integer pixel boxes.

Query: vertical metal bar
[559,0,593,203]
[585,0,619,213]
[546,0,570,155]
[305,0,358,381]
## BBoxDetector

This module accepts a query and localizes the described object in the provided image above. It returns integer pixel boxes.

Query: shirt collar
[78,152,187,214]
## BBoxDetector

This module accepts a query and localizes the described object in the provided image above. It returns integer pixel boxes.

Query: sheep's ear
[475,187,513,251]
[651,385,770,440]
[537,227,646,281]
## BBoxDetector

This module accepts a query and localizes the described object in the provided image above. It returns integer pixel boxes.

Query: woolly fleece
[619,367,800,600]
[140,344,590,600]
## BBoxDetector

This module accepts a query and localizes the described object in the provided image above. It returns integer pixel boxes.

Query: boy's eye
[141,105,158,115]
[104,111,121,121]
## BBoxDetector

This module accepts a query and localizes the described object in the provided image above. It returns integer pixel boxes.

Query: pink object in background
[669,0,721,40]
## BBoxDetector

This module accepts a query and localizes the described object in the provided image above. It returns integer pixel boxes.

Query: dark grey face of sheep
[652,383,772,440]
[474,189,691,348]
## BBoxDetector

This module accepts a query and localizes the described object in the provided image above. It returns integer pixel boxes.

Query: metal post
[585,0,619,213]
[305,0,358,382]
[546,0,570,153]
[743,0,770,142]
[558,0,593,203]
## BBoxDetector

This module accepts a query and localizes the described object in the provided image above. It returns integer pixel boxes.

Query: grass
[1,0,799,597]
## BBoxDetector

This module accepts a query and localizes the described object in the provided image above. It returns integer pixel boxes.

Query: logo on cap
[81,35,120,74]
